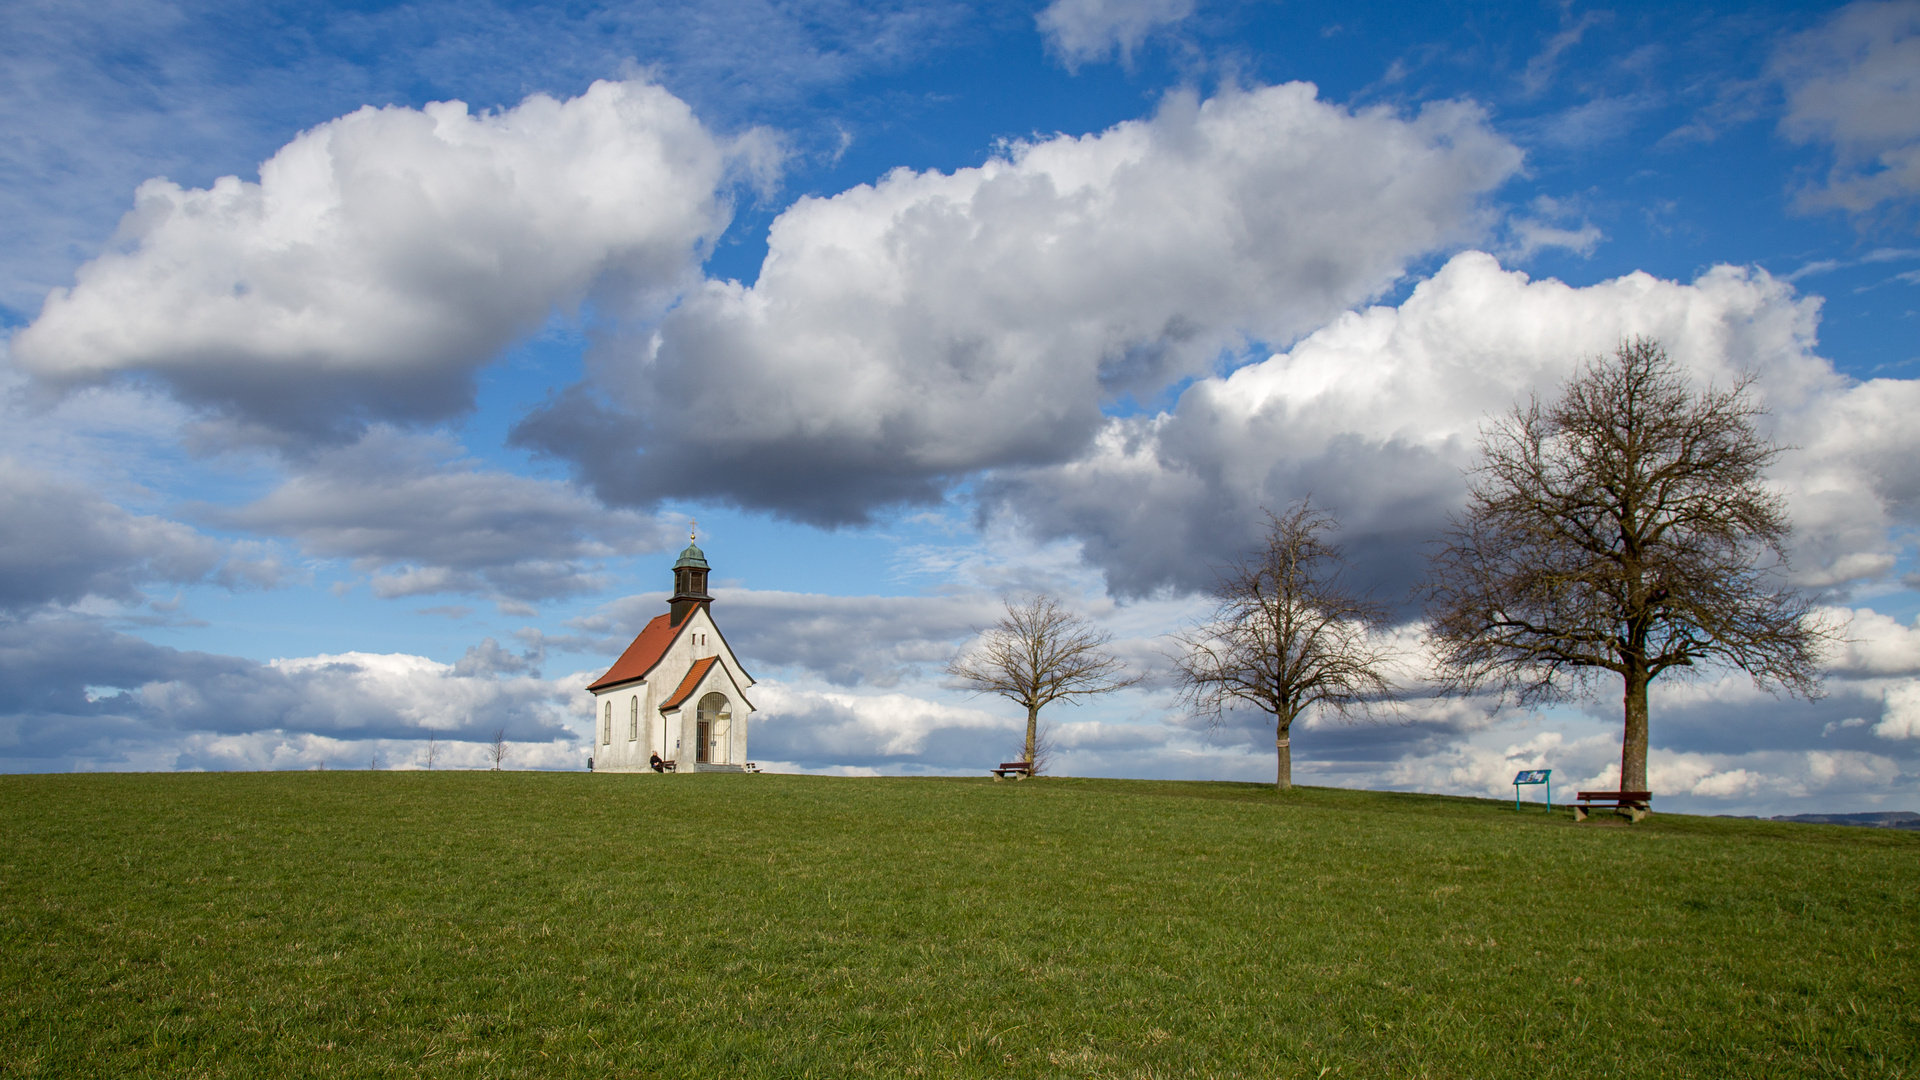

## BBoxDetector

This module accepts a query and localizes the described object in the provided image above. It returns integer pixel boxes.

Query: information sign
[1513,769,1551,810]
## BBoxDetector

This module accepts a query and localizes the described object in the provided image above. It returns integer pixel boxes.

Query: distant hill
[1768,811,1920,830]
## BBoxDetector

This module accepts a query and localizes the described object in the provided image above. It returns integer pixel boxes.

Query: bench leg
[1573,805,1588,822]
[1626,805,1648,824]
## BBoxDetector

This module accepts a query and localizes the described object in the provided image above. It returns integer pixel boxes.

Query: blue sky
[3,0,1918,814]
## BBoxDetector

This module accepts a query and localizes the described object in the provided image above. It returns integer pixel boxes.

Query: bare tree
[946,596,1139,772]
[1170,500,1398,791]
[488,728,511,771]
[1025,722,1058,778]
[1424,339,1828,797]
[423,736,440,770]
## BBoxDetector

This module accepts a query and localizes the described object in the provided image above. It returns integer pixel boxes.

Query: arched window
[629,696,639,740]
[602,699,612,745]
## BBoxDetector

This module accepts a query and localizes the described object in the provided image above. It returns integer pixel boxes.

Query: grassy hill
[1,772,1914,1078]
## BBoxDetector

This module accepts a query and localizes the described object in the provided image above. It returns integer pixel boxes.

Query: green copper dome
[673,541,709,570]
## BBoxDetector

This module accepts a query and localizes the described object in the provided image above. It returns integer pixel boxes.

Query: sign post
[1513,769,1551,811]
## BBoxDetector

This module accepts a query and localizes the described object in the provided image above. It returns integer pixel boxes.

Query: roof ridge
[584,612,680,692]
[660,655,722,711]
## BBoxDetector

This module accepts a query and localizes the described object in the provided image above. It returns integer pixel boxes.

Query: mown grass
[0,772,1914,1078]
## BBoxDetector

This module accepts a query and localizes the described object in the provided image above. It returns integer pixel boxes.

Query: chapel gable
[585,531,755,773]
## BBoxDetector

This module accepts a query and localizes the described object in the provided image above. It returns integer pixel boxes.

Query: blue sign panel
[1513,769,1551,810]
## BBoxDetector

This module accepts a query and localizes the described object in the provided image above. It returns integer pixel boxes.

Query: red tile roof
[659,656,720,712]
[585,614,677,692]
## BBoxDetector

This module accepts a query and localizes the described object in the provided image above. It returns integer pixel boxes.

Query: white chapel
[586,533,755,772]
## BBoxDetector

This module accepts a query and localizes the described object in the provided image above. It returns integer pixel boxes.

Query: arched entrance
[696,692,730,764]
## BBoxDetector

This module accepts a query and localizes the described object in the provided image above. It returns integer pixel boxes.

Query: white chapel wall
[590,603,755,772]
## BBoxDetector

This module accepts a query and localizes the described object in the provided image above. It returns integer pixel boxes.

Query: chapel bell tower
[669,526,712,624]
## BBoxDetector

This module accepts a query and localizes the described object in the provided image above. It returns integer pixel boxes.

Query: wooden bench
[1575,790,1651,823]
[991,761,1034,780]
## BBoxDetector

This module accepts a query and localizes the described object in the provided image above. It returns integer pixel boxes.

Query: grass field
[1,772,1915,1078]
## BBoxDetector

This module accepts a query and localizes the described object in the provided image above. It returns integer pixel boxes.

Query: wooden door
[696,720,710,763]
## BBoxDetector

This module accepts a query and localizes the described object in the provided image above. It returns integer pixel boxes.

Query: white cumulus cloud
[984,250,1916,599]
[751,682,1013,767]
[1037,0,1194,67]
[1824,608,1920,675]
[1875,680,1920,739]
[1773,0,1920,219]
[12,79,754,440]
[517,82,1522,524]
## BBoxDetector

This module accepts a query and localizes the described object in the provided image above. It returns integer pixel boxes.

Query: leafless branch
[946,595,1140,774]
[1168,499,1399,790]
[1024,723,1057,778]
[1423,338,1832,795]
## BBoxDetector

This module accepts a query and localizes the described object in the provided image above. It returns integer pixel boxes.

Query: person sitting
[649,751,666,773]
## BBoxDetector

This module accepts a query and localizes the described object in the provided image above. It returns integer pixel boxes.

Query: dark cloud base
[0,616,572,771]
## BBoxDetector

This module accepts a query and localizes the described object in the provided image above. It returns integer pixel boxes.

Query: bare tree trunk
[1621,669,1650,794]
[1275,713,1292,791]
[1024,703,1039,769]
